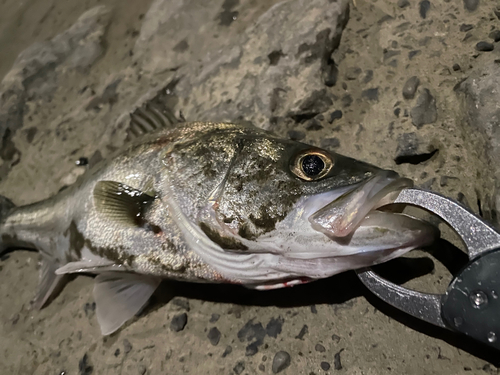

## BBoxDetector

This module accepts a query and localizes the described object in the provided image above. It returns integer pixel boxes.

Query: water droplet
[492,290,498,299]
[487,332,497,343]
[454,317,463,327]
[470,290,488,309]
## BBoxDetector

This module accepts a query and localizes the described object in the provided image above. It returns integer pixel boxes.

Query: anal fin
[93,272,161,335]
[33,256,67,310]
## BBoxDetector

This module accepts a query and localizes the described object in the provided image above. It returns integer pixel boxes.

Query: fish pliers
[357,188,500,350]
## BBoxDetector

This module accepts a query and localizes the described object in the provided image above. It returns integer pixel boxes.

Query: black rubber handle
[441,249,500,350]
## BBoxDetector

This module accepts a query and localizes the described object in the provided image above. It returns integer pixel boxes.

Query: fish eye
[290,149,334,181]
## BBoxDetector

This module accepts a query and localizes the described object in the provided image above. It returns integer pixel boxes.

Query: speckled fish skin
[0,119,436,334]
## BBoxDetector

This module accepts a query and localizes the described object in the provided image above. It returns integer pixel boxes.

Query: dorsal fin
[93,181,155,227]
[128,103,179,139]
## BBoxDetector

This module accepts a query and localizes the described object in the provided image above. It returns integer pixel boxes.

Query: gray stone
[170,313,188,332]
[315,343,326,352]
[402,76,420,99]
[271,351,291,373]
[397,0,410,8]
[419,0,430,19]
[456,62,500,222]
[123,339,133,354]
[362,87,379,101]
[207,327,221,346]
[170,0,350,128]
[345,66,362,80]
[410,89,437,127]
[233,361,245,375]
[489,30,500,42]
[0,5,110,181]
[334,349,344,370]
[463,0,479,11]
[476,41,494,52]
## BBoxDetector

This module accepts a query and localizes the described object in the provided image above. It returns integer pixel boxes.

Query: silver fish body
[0,117,437,334]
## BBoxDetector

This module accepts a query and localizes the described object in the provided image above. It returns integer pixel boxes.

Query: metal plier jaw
[357,188,500,350]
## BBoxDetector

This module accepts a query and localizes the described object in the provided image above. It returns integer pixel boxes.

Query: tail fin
[0,195,16,254]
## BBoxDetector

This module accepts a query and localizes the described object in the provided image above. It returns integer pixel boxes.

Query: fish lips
[308,171,438,246]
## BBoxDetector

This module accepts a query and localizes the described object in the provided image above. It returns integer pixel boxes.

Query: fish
[0,105,437,335]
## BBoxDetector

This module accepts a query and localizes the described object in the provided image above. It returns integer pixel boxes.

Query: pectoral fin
[93,181,155,227]
[93,272,161,335]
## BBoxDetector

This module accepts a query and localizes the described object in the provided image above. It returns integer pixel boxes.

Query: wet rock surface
[1,0,500,374]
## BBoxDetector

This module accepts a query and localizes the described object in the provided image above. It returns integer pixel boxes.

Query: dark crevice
[394,149,438,165]
[289,112,319,123]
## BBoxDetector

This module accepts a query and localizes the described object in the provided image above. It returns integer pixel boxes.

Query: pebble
[123,339,133,354]
[246,342,259,356]
[287,130,305,141]
[272,351,291,373]
[452,63,461,71]
[222,345,233,358]
[171,297,190,311]
[233,361,245,375]
[315,344,326,353]
[295,325,308,340]
[341,94,353,108]
[305,119,323,131]
[320,138,340,150]
[408,50,420,60]
[476,42,494,52]
[266,317,284,338]
[419,0,430,19]
[463,0,479,11]
[489,30,500,43]
[334,349,345,370]
[137,364,147,375]
[207,327,221,346]
[259,364,265,371]
[321,361,331,371]
[362,87,379,101]
[459,24,473,32]
[114,349,120,357]
[170,313,188,332]
[363,70,373,83]
[329,110,343,123]
[210,313,220,323]
[345,66,361,80]
[402,76,420,99]
[397,0,410,8]
[410,89,437,128]
[332,334,341,343]
[78,353,93,375]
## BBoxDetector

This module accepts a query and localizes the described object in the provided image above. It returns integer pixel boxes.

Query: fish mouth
[308,171,437,247]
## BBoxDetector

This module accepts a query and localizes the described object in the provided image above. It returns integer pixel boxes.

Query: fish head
[161,123,437,287]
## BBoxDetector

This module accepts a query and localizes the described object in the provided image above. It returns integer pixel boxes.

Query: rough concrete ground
[1,0,500,374]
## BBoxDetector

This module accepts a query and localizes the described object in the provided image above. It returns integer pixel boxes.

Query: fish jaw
[308,171,413,237]
[302,170,438,254]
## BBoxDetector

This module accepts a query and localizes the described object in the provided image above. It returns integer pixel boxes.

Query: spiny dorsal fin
[128,103,179,139]
[93,181,155,227]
